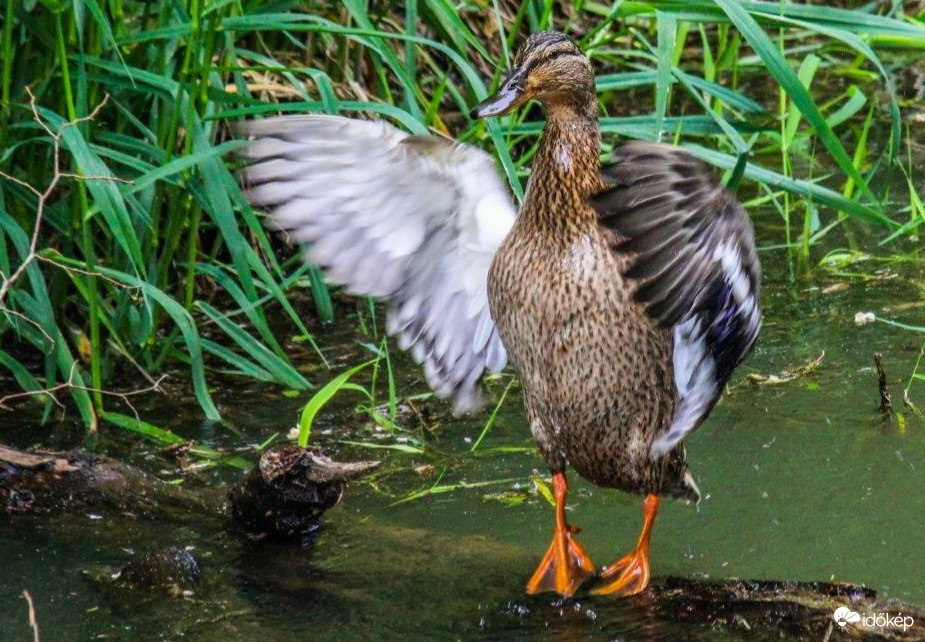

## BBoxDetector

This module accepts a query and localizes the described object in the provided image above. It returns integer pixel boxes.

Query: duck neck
[521,96,602,232]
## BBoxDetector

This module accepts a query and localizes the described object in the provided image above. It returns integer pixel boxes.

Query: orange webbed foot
[525,472,595,597]
[591,547,650,596]
[526,524,595,597]
[591,493,660,598]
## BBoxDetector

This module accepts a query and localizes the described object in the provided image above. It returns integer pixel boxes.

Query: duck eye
[543,49,573,64]
[503,72,525,91]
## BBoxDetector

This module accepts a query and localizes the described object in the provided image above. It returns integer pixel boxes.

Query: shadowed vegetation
[0,0,923,432]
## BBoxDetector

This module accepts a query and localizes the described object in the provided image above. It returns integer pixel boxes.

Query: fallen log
[646,576,925,640]
[0,443,378,541]
[0,445,214,517]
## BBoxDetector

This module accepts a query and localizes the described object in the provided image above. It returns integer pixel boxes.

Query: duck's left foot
[591,546,650,596]
[591,493,660,597]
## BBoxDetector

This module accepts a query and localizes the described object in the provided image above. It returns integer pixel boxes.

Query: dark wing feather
[594,142,762,457]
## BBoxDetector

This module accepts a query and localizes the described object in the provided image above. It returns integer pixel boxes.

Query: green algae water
[2,241,924,640]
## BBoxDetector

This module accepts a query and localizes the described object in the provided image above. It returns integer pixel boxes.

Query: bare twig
[0,368,168,421]
[22,590,40,642]
[36,254,138,291]
[0,89,152,416]
[0,307,56,352]
[0,168,43,197]
[0,88,112,306]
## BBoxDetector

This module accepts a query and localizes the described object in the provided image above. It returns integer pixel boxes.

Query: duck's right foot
[525,472,595,597]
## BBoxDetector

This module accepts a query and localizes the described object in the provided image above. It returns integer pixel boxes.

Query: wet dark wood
[646,576,925,640]
[228,446,380,542]
[874,353,892,414]
[0,445,214,517]
[1,444,377,534]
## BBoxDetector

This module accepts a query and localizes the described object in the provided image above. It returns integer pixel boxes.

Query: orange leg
[592,494,660,597]
[526,471,595,597]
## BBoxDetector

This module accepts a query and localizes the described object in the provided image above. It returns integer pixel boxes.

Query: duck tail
[665,469,701,504]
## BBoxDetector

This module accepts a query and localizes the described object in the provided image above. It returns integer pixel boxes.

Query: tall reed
[0,0,921,431]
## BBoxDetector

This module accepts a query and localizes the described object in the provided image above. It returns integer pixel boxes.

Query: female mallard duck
[238,30,761,598]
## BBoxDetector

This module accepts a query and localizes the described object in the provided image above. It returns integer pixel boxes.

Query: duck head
[472,31,594,119]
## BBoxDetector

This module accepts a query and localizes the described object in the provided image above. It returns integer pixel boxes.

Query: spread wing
[593,142,762,457]
[237,115,516,413]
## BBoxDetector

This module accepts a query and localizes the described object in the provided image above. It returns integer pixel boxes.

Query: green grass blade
[655,11,677,139]
[50,256,220,420]
[102,410,187,445]
[712,0,877,204]
[196,300,310,390]
[298,360,375,448]
[684,143,893,227]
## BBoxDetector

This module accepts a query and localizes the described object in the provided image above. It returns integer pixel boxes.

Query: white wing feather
[237,115,516,412]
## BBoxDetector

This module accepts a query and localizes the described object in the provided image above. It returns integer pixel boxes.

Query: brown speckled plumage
[476,32,762,511]
[486,55,697,502]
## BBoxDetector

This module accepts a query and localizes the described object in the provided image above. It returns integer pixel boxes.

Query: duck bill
[472,72,530,118]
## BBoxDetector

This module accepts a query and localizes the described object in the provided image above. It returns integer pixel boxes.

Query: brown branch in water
[647,576,925,640]
[874,353,892,414]
[0,444,217,517]
[0,443,377,535]
[22,590,40,642]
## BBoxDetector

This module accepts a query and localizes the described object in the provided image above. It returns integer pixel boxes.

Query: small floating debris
[745,352,825,386]
[821,282,849,294]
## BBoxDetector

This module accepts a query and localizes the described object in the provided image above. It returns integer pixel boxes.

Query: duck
[237,30,761,598]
